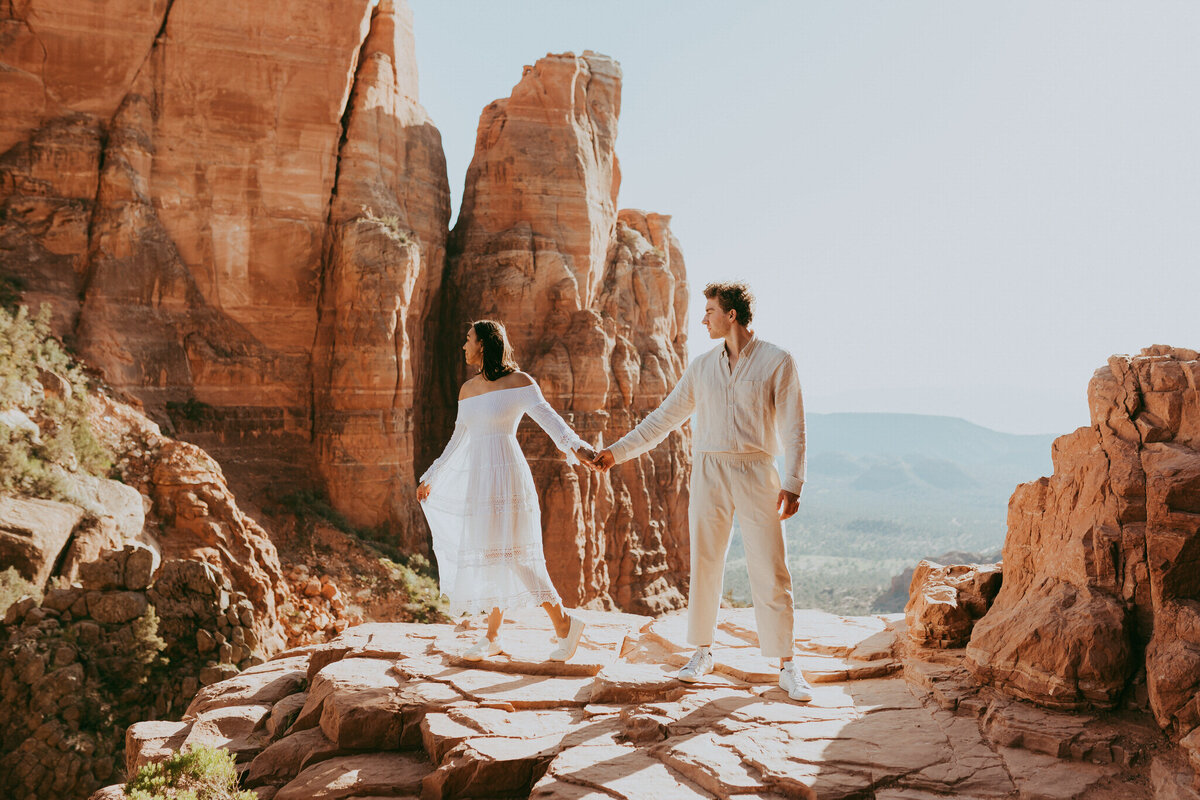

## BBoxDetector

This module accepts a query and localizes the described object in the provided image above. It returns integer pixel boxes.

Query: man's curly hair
[703,281,754,326]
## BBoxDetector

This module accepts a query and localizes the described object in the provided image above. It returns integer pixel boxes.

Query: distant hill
[801,412,1054,509]
[808,412,1056,466]
[724,413,1059,614]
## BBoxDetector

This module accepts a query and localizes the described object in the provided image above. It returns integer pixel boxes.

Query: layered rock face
[966,347,1200,736]
[312,0,451,541]
[435,53,690,614]
[1,0,450,547]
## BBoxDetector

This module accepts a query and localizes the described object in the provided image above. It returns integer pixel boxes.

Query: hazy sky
[410,2,1198,435]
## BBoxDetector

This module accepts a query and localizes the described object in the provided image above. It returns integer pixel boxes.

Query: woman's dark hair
[472,320,519,381]
[703,281,754,326]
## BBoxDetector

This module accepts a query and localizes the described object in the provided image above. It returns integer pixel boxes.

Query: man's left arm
[774,354,806,517]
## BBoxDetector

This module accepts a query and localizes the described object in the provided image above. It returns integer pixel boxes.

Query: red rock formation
[967,347,1200,735]
[434,53,689,614]
[312,0,451,543]
[905,560,1002,648]
[3,10,688,608]
[90,391,289,654]
[2,0,449,545]
[72,0,378,492]
[0,0,167,332]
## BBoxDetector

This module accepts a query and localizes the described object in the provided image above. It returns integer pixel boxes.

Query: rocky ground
[101,606,1192,800]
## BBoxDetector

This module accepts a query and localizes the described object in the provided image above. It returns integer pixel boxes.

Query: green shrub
[130,606,169,681]
[0,303,112,499]
[378,555,447,624]
[165,398,213,424]
[0,424,70,497]
[0,566,40,617]
[124,745,255,800]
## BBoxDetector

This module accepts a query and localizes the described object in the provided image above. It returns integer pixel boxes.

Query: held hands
[589,449,616,473]
[777,489,800,520]
[416,482,431,502]
[573,445,598,464]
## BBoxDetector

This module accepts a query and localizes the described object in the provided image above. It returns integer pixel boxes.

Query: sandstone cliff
[2,7,692,618]
[434,53,690,615]
[1,0,450,552]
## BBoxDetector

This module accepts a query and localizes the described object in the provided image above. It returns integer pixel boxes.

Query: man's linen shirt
[607,336,807,495]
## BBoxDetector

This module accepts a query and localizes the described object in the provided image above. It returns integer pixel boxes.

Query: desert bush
[378,555,446,623]
[358,204,415,245]
[0,566,40,617]
[0,303,112,499]
[129,606,169,683]
[124,744,255,800]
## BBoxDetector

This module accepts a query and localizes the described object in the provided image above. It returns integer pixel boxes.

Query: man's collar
[721,333,756,360]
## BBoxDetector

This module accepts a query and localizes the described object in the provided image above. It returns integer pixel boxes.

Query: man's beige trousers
[688,451,796,658]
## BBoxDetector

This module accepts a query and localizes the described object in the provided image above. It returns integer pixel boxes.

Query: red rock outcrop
[967,347,1200,736]
[0,495,83,589]
[2,0,449,548]
[89,389,290,655]
[103,607,1184,800]
[433,52,690,614]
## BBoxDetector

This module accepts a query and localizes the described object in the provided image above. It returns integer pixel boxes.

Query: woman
[417,320,592,661]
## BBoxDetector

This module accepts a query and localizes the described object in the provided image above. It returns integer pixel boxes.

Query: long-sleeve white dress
[419,382,587,616]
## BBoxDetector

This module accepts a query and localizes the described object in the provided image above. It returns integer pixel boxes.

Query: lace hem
[423,493,539,517]
[448,588,562,616]
[458,546,549,567]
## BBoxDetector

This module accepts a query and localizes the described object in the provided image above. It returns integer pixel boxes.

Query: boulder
[905,560,1002,648]
[86,590,148,624]
[56,475,151,584]
[185,656,309,719]
[274,752,430,800]
[0,495,83,589]
[125,719,191,777]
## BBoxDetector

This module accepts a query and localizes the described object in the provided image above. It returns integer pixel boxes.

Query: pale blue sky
[410,2,1199,435]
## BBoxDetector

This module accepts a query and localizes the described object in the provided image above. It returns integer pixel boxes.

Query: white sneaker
[676,648,714,682]
[549,615,586,662]
[463,636,504,661]
[779,661,813,702]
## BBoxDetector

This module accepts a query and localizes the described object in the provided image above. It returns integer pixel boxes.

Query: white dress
[419,382,587,616]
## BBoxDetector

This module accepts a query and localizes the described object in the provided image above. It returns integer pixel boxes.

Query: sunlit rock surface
[97,606,1184,799]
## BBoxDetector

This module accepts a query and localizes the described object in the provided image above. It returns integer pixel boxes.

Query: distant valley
[724,412,1058,614]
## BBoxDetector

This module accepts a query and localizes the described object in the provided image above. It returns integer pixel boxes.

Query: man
[591,281,811,702]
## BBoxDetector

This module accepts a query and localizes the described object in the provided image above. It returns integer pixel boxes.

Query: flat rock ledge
[93,608,1195,800]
